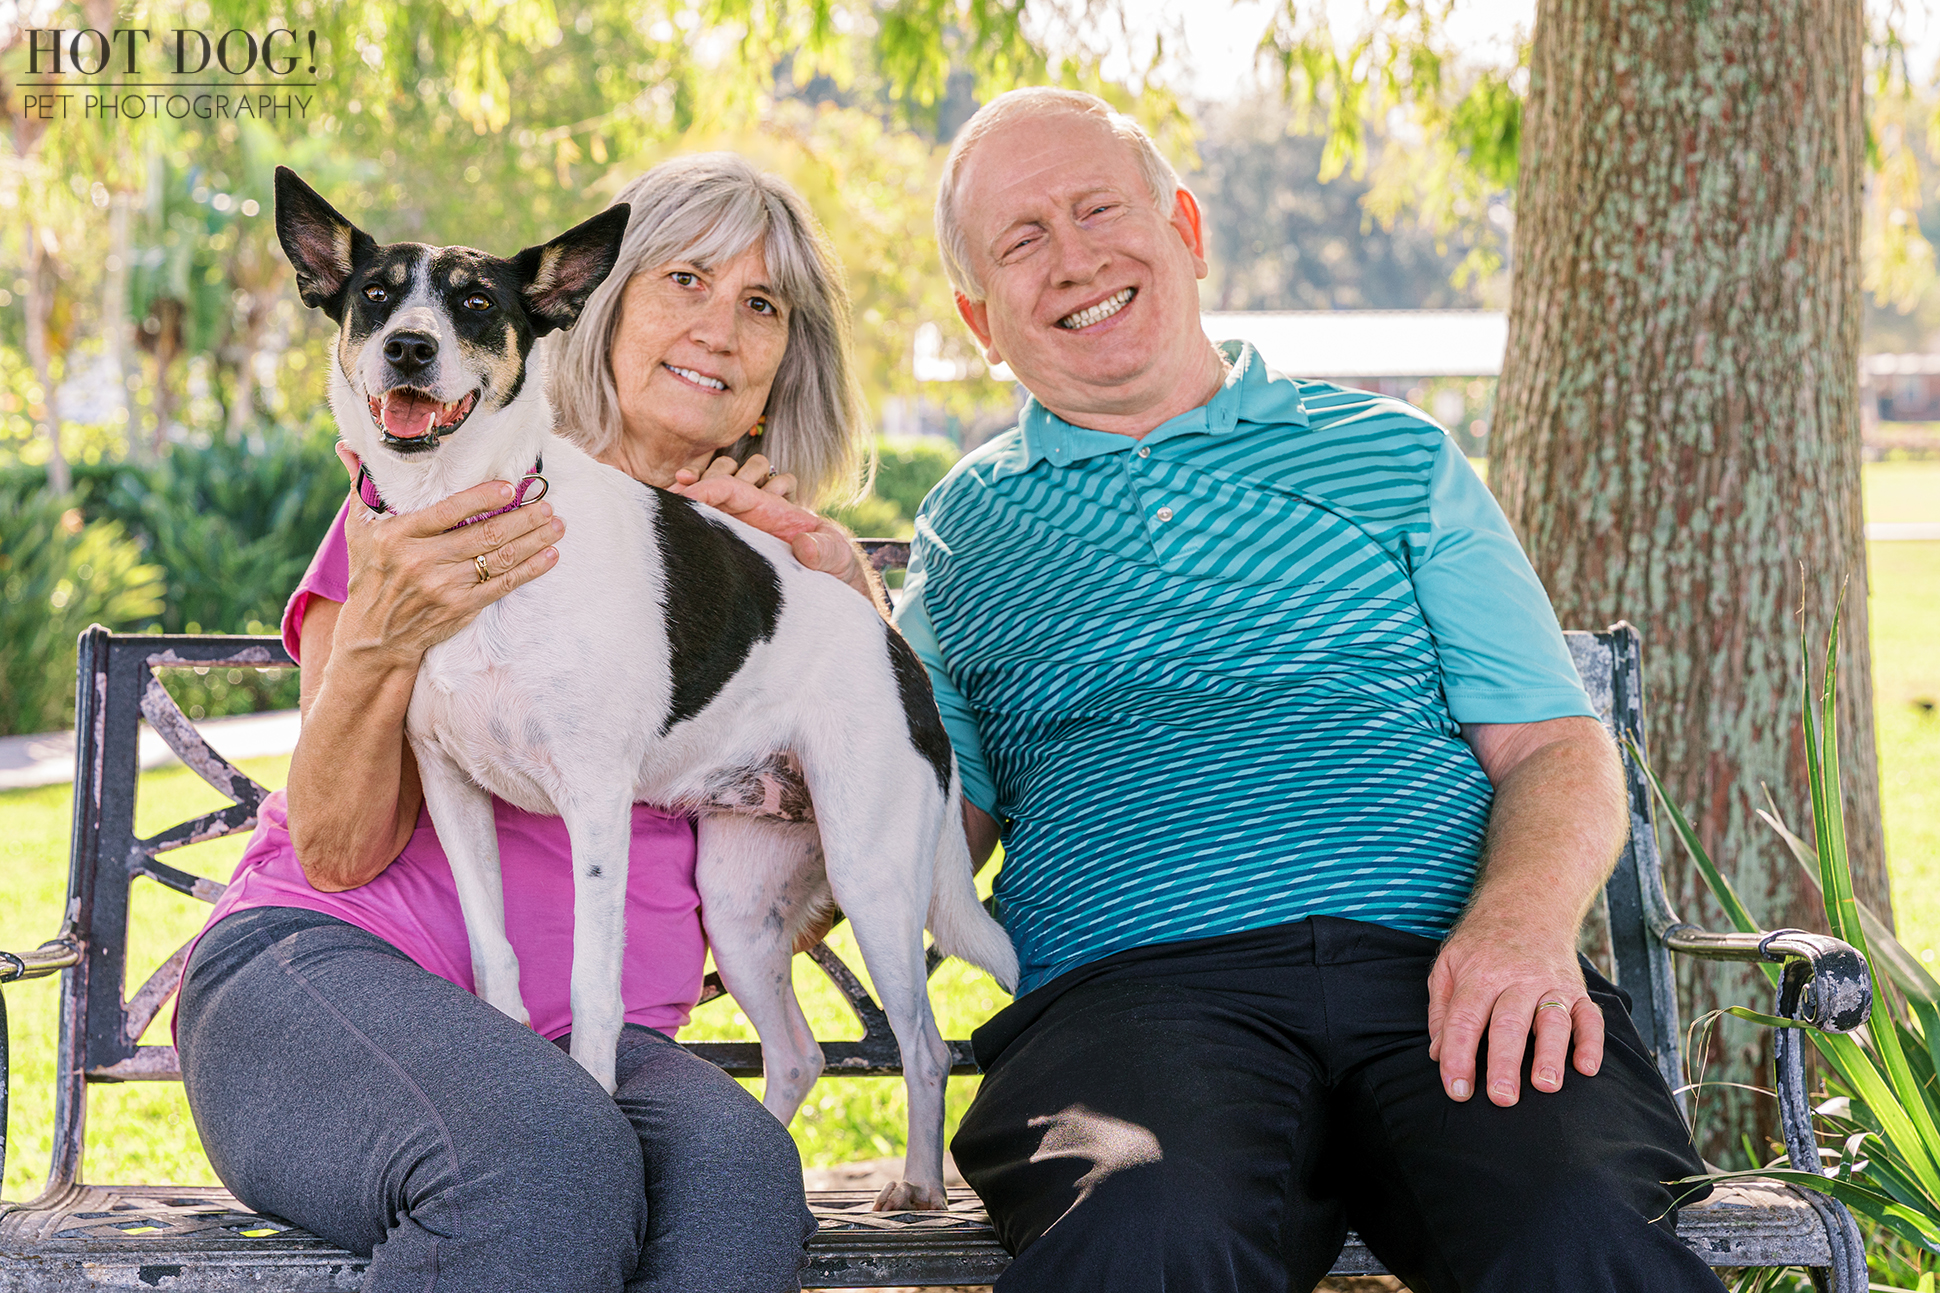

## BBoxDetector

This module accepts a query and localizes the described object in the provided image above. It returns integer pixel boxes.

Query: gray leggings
[177,906,815,1292]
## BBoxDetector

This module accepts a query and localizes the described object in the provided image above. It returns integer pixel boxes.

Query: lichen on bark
[1492,0,1886,1160]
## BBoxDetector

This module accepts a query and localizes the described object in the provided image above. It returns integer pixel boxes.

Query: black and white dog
[273,168,1016,1211]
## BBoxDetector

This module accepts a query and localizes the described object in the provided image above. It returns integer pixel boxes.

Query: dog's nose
[383,331,439,373]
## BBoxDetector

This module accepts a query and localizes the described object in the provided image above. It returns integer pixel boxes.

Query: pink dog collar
[356,457,549,530]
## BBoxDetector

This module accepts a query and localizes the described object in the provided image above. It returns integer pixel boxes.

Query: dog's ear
[274,166,376,322]
[511,205,631,337]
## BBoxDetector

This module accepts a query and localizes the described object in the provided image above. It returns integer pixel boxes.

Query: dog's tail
[926,764,1019,993]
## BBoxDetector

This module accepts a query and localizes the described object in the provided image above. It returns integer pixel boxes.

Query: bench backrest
[34,542,1687,1198]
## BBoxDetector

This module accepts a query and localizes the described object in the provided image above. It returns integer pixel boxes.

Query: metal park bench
[0,541,1873,1290]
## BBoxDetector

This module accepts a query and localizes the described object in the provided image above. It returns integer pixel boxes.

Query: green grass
[1863,459,1940,524]
[3,461,1937,1203]
[1871,541,1940,965]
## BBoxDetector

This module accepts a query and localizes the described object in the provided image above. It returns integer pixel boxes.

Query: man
[890,87,1723,1292]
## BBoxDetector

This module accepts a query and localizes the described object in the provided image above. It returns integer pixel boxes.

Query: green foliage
[824,437,960,538]
[156,664,302,724]
[0,491,164,737]
[826,492,910,540]
[109,422,347,638]
[1639,614,1940,1260]
[1191,97,1496,310]
[1445,70,1521,191]
[869,438,961,520]
[1253,0,1522,282]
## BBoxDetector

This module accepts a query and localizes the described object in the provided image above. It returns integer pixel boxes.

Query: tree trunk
[24,220,72,497]
[1493,0,1883,1163]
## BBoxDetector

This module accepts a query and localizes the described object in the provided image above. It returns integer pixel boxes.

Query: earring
[749,416,766,438]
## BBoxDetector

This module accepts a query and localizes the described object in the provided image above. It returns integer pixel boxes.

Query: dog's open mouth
[367,388,479,451]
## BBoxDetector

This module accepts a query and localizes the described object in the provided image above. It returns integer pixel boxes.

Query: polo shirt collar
[1005,339,1308,476]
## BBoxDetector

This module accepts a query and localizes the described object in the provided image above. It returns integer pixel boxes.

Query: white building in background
[1197,310,1508,380]
[1200,310,1508,436]
[898,309,1511,448]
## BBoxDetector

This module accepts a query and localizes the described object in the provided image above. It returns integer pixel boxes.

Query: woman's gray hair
[935,88,1183,301]
[547,153,867,506]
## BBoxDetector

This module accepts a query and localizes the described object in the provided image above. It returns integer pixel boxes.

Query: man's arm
[1427,715,1629,1106]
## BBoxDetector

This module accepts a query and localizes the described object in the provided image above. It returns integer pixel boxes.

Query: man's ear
[512,205,632,337]
[274,166,376,322]
[1169,186,1210,280]
[955,292,1004,366]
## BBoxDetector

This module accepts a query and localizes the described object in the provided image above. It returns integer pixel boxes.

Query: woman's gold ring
[1537,1000,1570,1014]
[474,554,492,584]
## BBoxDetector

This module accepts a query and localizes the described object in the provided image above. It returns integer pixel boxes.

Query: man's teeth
[1059,288,1134,330]
[667,364,726,391]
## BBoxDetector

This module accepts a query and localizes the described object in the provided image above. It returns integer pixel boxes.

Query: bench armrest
[0,938,83,986]
[1660,925,1870,1032]
[1,937,82,1192]
[1661,920,1875,1288]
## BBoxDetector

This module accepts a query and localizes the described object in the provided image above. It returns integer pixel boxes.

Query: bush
[869,438,961,522]
[109,422,346,637]
[825,438,962,540]
[0,492,164,737]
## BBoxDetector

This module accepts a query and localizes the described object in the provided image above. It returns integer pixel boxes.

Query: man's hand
[1427,915,1604,1106]
[1428,716,1627,1106]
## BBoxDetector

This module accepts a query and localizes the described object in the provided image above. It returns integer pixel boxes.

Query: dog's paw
[871,1180,949,1212]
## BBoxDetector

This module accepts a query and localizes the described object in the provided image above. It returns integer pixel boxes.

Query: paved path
[0,709,301,793]
[1869,522,1940,540]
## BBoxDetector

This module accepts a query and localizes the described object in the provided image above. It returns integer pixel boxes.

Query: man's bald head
[935,88,1184,301]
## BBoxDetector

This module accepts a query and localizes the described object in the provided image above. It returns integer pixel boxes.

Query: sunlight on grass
[1871,542,1940,965]
[1863,460,1940,524]
[0,756,290,1199]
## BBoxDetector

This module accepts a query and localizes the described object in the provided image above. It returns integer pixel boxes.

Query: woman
[176,154,883,1293]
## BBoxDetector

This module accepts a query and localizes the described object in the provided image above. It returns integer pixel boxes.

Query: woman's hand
[692,450,800,502]
[331,445,565,669]
[288,449,566,891]
[669,460,888,614]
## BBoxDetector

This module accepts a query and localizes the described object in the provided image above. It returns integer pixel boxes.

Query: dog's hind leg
[697,815,830,1123]
[555,792,635,1094]
[413,742,528,1028]
[811,765,954,1212]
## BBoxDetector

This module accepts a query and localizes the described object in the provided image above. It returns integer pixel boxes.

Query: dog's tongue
[382,389,440,440]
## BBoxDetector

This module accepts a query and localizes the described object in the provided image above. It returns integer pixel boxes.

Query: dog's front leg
[414,742,528,1027]
[697,816,828,1123]
[557,795,634,1095]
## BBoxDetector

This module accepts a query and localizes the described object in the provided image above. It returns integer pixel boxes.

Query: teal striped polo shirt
[895,340,1596,995]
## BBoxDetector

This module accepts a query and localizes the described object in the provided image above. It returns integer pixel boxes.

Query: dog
[272,166,1017,1211]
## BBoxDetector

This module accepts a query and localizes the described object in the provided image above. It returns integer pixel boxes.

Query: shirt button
[1156,506,1174,522]
[1137,446,1151,458]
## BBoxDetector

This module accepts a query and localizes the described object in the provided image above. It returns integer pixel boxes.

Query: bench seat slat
[0,1180,1833,1289]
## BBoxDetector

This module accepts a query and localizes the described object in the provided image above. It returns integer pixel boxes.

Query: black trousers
[952,917,1724,1293]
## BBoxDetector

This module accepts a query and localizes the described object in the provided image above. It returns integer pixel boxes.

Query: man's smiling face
[953,110,1213,429]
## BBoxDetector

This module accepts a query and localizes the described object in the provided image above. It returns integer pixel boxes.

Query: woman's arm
[286,463,566,891]
[288,598,424,890]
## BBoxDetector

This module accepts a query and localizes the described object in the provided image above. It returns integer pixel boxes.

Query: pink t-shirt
[189,496,705,1040]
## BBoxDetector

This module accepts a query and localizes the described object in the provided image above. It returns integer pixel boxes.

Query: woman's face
[608,243,790,463]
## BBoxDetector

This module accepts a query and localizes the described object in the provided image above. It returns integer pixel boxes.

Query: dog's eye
[463,293,493,311]
[363,284,388,303]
